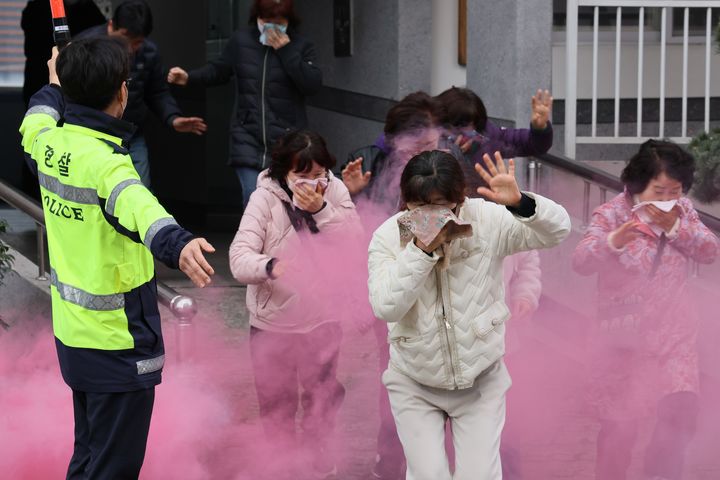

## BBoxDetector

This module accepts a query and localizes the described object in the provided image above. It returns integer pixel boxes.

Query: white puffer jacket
[368,193,571,389]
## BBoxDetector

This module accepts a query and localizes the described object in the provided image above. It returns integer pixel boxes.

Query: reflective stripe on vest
[51,269,125,311]
[25,105,61,122]
[144,217,178,247]
[106,179,143,216]
[137,354,165,374]
[38,171,98,205]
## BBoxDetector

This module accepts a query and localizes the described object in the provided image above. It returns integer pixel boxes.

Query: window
[553,2,648,29]
[553,2,720,44]
[0,0,24,87]
[670,7,720,37]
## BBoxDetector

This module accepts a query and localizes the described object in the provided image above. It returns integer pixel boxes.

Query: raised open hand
[474,152,522,207]
[341,157,371,195]
[531,89,553,130]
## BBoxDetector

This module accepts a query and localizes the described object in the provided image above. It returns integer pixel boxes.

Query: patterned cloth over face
[397,205,473,248]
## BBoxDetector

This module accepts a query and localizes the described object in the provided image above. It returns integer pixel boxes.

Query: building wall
[467,0,554,126]
[431,0,467,95]
[293,0,434,162]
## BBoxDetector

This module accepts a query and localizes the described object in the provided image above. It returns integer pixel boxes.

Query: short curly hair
[621,139,696,195]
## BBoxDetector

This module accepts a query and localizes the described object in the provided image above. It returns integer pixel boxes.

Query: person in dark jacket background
[342,92,446,213]
[342,87,554,203]
[75,0,208,187]
[436,86,554,197]
[20,0,107,200]
[167,0,322,207]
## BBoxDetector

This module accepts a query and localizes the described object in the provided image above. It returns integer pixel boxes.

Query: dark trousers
[249,322,345,446]
[595,391,699,480]
[66,388,155,480]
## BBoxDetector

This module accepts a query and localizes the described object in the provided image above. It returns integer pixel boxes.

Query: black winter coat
[187,27,322,170]
[74,25,182,131]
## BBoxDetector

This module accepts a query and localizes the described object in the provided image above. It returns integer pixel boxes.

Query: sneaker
[311,449,337,479]
[372,454,403,480]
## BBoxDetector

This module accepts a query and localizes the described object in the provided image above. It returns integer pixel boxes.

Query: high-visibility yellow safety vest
[20,98,178,353]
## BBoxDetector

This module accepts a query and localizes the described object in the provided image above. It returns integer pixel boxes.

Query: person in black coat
[167,0,322,207]
[75,0,208,187]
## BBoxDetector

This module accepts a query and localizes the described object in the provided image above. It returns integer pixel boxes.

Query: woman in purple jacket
[436,86,554,197]
[342,88,553,201]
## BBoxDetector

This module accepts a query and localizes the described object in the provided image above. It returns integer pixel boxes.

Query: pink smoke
[3,149,720,479]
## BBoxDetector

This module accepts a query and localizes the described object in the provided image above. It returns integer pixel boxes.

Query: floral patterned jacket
[573,192,718,353]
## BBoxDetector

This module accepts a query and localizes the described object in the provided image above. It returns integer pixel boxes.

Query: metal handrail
[535,152,720,234]
[0,177,197,321]
[0,178,47,279]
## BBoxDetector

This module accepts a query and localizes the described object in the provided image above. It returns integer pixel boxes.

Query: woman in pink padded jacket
[229,130,359,479]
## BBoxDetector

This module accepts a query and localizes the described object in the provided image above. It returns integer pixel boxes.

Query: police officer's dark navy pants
[66,387,155,480]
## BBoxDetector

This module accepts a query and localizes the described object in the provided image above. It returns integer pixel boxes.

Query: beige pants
[382,361,512,480]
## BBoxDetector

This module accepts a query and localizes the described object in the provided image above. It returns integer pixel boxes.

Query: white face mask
[632,199,678,235]
[287,177,328,209]
[632,199,677,213]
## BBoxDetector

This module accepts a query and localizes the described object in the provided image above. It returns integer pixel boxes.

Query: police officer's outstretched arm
[179,238,215,287]
[96,161,217,288]
[96,159,217,288]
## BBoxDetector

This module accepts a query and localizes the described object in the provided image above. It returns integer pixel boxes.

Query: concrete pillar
[397,0,432,97]
[466,0,553,126]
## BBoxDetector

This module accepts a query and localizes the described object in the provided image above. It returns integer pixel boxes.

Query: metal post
[692,261,700,279]
[174,315,195,364]
[171,294,197,364]
[527,159,538,193]
[157,283,198,364]
[600,187,607,204]
[565,0,578,159]
[614,6,622,138]
[705,7,712,134]
[36,225,48,281]
[582,180,591,229]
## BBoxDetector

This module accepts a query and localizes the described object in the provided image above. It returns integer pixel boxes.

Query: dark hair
[56,37,130,111]
[621,139,696,194]
[268,130,336,181]
[113,0,153,37]
[436,87,488,133]
[384,91,444,138]
[400,150,466,207]
[248,0,300,27]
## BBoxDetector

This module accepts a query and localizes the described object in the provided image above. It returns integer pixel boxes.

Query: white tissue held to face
[632,200,678,236]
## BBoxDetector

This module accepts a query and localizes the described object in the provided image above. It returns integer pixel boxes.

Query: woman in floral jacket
[573,139,719,480]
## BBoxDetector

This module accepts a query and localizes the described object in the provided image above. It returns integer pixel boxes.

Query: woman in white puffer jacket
[368,150,570,480]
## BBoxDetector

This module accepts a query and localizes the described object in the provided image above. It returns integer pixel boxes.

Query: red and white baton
[49,0,71,49]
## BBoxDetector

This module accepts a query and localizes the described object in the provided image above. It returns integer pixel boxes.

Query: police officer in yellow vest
[19,38,215,480]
